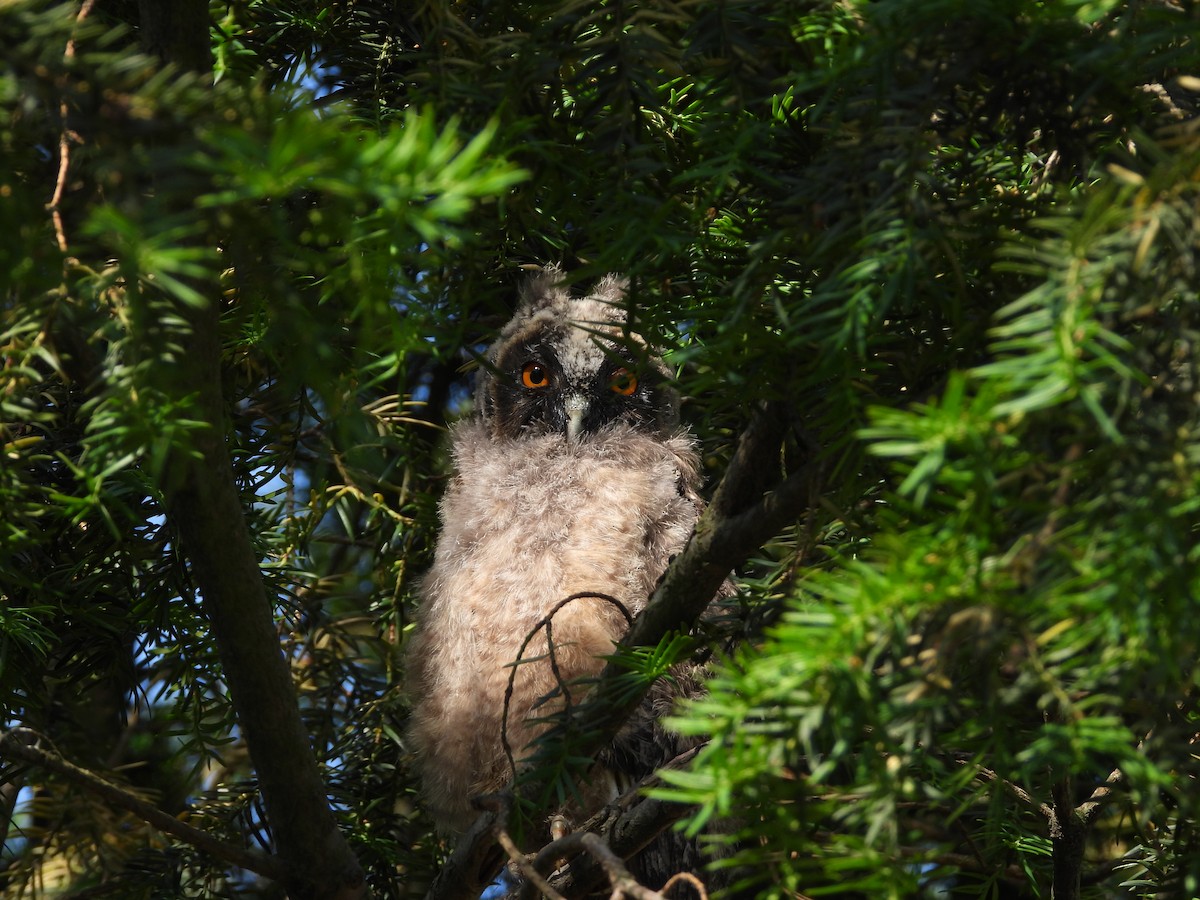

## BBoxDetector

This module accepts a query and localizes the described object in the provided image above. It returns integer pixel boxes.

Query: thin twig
[659,872,709,900]
[500,592,633,781]
[969,763,1055,822]
[495,826,568,900]
[49,0,97,254]
[0,727,289,884]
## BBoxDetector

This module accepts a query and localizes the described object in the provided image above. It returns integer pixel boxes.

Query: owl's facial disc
[492,339,659,441]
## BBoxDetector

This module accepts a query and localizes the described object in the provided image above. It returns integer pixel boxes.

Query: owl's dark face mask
[490,338,663,442]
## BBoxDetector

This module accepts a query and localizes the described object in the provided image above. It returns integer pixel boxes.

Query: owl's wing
[597,661,707,780]
[591,659,754,898]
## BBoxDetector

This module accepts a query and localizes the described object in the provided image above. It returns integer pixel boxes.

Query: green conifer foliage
[1,1,1197,897]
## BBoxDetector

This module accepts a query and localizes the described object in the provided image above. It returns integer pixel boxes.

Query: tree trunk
[132,4,369,896]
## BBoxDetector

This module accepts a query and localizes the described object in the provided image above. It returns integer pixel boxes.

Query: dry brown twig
[495,826,569,900]
[509,826,709,900]
[49,0,97,255]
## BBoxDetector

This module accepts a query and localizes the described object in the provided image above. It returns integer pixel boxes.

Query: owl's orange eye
[609,368,638,396]
[521,361,551,389]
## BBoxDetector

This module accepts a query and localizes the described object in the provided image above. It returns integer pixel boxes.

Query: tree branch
[549,402,820,769]
[124,10,367,897]
[159,295,368,900]
[423,808,504,900]
[0,728,289,884]
[1077,765,1124,827]
[48,0,97,255]
[1050,775,1085,900]
[968,763,1055,822]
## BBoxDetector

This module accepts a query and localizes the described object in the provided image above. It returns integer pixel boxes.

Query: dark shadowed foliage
[1,1,1198,898]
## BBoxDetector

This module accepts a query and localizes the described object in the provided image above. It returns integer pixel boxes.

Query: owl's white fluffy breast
[426,420,699,626]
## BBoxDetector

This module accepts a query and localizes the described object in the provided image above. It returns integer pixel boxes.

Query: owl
[405,267,707,874]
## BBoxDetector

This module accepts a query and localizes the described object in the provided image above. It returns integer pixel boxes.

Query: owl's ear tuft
[590,274,630,307]
[582,273,633,328]
[517,263,571,312]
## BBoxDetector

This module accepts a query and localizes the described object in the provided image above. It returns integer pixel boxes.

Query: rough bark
[114,5,369,894]
[161,296,368,900]
[1050,776,1084,900]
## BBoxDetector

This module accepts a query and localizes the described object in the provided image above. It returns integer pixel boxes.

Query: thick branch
[160,298,367,900]
[125,14,364,893]
[1048,764,1125,899]
[1049,775,1085,900]
[424,810,504,900]
[0,728,289,883]
[563,403,819,763]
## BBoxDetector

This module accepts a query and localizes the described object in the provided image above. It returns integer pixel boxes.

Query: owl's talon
[549,813,571,842]
[548,814,573,874]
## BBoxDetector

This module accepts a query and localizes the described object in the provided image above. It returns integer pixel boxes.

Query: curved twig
[49,0,98,254]
[500,591,634,781]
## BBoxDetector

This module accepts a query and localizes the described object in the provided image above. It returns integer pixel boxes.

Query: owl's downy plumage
[405,267,709,883]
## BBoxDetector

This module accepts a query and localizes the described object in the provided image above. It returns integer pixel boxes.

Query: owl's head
[477,266,680,442]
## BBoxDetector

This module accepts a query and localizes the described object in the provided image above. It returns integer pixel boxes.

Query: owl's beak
[564,393,588,443]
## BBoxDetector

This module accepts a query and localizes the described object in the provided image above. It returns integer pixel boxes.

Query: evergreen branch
[565,401,820,756]
[123,20,368,896]
[0,727,289,884]
[965,759,1128,892]
[160,294,369,900]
